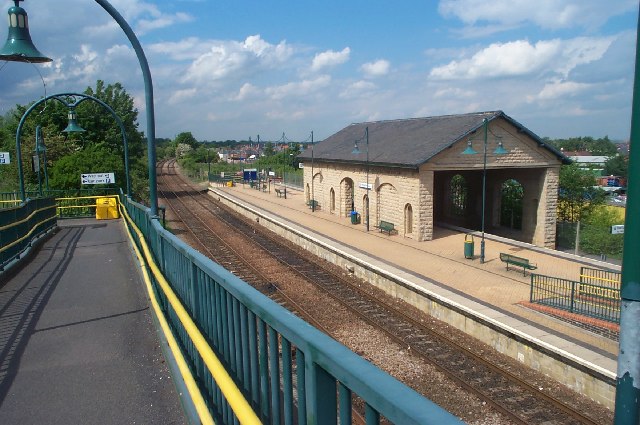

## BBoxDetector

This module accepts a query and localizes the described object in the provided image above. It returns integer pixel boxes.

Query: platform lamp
[461,118,508,264]
[34,125,48,195]
[352,126,370,231]
[310,131,315,212]
[1,0,160,216]
[0,1,51,63]
[63,108,86,134]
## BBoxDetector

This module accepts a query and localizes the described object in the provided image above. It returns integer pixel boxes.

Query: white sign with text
[81,172,115,185]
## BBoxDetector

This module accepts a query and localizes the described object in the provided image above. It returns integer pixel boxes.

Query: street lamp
[1,0,158,216]
[15,92,133,198]
[461,118,508,263]
[352,126,370,231]
[310,131,315,212]
[34,125,48,195]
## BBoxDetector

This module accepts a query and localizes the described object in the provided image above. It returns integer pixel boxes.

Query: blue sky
[1,0,638,143]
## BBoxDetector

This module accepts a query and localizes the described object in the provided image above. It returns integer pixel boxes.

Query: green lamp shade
[0,3,51,63]
[63,110,86,133]
[461,140,478,155]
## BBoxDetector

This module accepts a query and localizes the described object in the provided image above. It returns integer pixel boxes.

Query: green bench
[378,220,396,235]
[307,200,320,210]
[499,252,538,276]
[275,188,284,198]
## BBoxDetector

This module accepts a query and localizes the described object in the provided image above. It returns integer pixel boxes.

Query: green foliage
[500,179,523,229]
[578,207,625,257]
[49,144,124,190]
[0,80,149,202]
[174,131,199,149]
[558,163,606,222]
[545,136,617,156]
[604,154,628,177]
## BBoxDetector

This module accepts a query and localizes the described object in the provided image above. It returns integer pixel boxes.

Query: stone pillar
[532,167,559,248]
[418,170,435,241]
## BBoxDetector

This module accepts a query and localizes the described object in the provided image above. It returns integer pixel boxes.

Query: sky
[0,0,638,143]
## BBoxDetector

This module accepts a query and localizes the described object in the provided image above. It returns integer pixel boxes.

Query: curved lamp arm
[15,92,131,198]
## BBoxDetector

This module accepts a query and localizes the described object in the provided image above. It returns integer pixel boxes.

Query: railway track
[156,158,608,425]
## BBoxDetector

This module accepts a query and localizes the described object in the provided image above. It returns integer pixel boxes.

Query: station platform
[209,182,619,399]
[0,218,186,424]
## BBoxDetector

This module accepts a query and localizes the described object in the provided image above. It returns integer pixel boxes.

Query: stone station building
[297,111,570,248]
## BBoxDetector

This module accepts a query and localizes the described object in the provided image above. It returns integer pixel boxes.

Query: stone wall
[303,117,563,247]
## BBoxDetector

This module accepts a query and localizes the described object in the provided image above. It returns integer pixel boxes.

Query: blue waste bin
[350,211,361,224]
[464,234,474,259]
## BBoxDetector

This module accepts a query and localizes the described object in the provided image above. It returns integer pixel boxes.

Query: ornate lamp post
[1,0,158,215]
[15,93,132,198]
[352,126,370,231]
[461,118,508,263]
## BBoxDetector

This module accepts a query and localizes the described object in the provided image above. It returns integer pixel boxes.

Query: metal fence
[121,194,463,425]
[0,198,57,272]
[530,273,620,324]
[579,266,621,288]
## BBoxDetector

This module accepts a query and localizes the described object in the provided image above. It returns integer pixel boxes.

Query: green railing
[580,266,621,288]
[530,273,621,323]
[121,194,463,425]
[0,198,57,272]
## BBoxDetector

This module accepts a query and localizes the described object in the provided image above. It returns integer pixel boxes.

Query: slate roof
[298,110,570,168]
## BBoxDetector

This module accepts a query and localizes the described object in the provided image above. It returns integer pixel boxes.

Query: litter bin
[350,211,361,225]
[464,234,474,259]
[96,197,119,220]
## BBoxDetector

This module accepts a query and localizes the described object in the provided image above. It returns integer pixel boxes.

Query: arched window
[330,188,336,213]
[449,174,468,217]
[404,203,413,234]
[500,179,524,230]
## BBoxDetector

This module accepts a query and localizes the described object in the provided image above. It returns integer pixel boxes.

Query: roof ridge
[349,110,503,127]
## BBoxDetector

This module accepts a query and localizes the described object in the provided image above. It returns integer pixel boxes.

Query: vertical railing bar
[296,348,307,425]
[258,319,270,421]
[240,304,251,394]
[269,327,281,425]
[227,292,237,371]
[364,403,380,425]
[339,382,352,425]
[233,298,243,377]
[282,338,293,425]
[248,310,260,408]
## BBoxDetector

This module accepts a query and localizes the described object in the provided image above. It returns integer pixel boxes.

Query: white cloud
[438,0,637,30]
[429,36,614,80]
[265,76,331,100]
[433,87,476,99]
[361,60,390,78]
[528,80,591,101]
[137,12,193,35]
[168,88,198,104]
[184,35,293,85]
[234,83,260,101]
[340,81,377,99]
[311,47,350,72]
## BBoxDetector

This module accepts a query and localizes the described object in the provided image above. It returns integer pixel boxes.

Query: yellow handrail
[119,201,262,425]
[0,214,57,254]
[0,204,56,232]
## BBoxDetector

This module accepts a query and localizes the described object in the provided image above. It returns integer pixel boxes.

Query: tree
[174,132,199,149]
[49,144,124,190]
[263,142,275,157]
[557,163,606,222]
[1,80,148,201]
[604,154,628,178]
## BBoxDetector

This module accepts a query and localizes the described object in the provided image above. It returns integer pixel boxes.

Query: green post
[614,4,640,424]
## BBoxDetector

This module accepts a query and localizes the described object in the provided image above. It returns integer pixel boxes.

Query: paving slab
[0,218,186,425]
[212,183,619,375]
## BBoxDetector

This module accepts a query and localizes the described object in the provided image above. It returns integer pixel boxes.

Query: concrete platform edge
[210,187,617,409]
